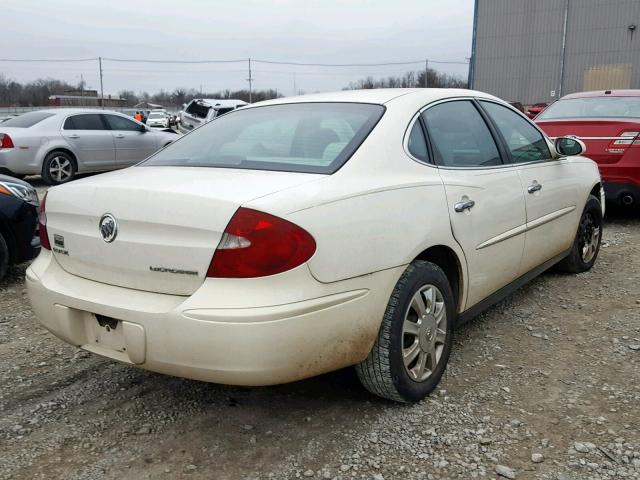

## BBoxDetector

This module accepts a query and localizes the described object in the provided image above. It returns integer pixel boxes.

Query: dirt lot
[1,184,639,480]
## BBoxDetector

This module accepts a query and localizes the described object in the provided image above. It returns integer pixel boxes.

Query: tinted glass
[65,114,105,130]
[422,101,501,167]
[481,101,551,163]
[537,97,640,120]
[143,103,385,174]
[105,114,142,131]
[407,120,428,161]
[1,111,54,128]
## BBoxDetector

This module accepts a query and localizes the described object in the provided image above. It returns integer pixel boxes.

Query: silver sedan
[0,109,178,184]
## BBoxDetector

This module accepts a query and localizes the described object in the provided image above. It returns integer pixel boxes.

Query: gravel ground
[1,183,639,480]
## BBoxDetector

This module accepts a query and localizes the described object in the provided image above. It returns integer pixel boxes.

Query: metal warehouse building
[469,0,640,105]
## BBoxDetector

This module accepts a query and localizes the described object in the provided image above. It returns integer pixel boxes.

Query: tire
[356,260,455,403]
[42,151,76,185]
[0,233,8,281]
[556,194,603,273]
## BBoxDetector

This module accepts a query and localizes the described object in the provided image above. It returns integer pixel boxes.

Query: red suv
[536,90,640,206]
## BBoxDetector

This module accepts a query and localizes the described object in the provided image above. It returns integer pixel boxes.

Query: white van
[179,99,247,132]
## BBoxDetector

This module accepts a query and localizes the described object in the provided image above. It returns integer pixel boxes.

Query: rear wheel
[356,260,455,403]
[42,151,76,185]
[556,194,602,273]
[0,233,8,281]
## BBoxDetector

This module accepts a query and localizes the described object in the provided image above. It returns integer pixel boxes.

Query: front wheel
[556,194,603,273]
[0,233,8,281]
[356,260,455,403]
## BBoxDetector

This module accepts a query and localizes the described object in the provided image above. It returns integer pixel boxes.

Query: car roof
[562,89,640,99]
[251,88,499,107]
[20,108,130,116]
[191,99,247,108]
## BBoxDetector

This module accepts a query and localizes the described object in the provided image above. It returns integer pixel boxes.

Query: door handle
[454,197,475,213]
[67,134,80,139]
[527,182,542,194]
[114,134,125,139]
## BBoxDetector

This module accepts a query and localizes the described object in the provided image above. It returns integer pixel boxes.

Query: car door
[478,100,580,274]
[103,114,159,167]
[61,114,116,170]
[421,100,527,309]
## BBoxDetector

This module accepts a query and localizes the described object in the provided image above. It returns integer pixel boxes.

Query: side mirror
[555,136,586,156]
[139,124,147,133]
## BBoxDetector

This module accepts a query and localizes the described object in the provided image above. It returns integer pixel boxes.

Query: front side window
[143,103,385,174]
[64,114,105,130]
[480,101,551,163]
[422,101,501,168]
[537,96,640,120]
[105,114,142,131]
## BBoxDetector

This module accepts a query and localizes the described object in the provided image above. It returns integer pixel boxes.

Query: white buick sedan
[27,89,603,402]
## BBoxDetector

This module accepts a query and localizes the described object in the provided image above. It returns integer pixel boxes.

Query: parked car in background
[0,109,177,185]
[0,174,39,280]
[179,98,247,132]
[527,102,549,119]
[509,101,525,113]
[536,90,640,206]
[146,111,170,128]
[28,89,603,403]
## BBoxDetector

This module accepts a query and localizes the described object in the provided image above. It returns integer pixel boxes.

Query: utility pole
[424,59,429,88]
[247,58,253,103]
[80,73,84,106]
[293,72,297,96]
[98,57,104,109]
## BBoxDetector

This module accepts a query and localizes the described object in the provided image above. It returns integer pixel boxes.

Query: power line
[0,57,469,67]
[0,57,98,63]
[102,57,247,64]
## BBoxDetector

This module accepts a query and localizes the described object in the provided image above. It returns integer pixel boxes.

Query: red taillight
[39,191,50,250]
[0,133,14,149]
[608,130,640,148]
[207,208,316,278]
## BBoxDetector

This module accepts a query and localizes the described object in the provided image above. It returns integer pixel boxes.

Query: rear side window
[480,101,551,163]
[64,114,105,130]
[407,121,428,161]
[104,114,142,131]
[422,101,502,168]
[143,103,385,174]
[1,111,54,128]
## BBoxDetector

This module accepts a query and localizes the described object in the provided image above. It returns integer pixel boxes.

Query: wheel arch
[43,147,79,172]
[413,245,465,314]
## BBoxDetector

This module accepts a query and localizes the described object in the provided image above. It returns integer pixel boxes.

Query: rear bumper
[26,251,400,385]
[0,150,41,176]
[603,181,640,205]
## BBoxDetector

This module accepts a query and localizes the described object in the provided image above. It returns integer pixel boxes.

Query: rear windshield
[1,111,55,128]
[142,102,385,174]
[537,97,640,120]
[185,101,210,119]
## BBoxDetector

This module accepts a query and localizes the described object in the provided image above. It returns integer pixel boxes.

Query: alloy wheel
[579,212,600,263]
[402,284,447,382]
[49,156,73,183]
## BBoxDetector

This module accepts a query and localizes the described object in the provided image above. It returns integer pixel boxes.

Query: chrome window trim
[403,96,557,171]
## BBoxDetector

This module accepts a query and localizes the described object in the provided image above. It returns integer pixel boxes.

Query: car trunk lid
[45,166,321,295]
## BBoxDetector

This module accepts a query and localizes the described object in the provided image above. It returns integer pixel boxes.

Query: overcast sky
[3,0,474,97]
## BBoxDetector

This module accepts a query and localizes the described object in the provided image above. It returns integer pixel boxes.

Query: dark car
[0,175,40,279]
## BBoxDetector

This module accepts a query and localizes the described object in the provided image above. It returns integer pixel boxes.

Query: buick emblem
[99,214,118,243]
